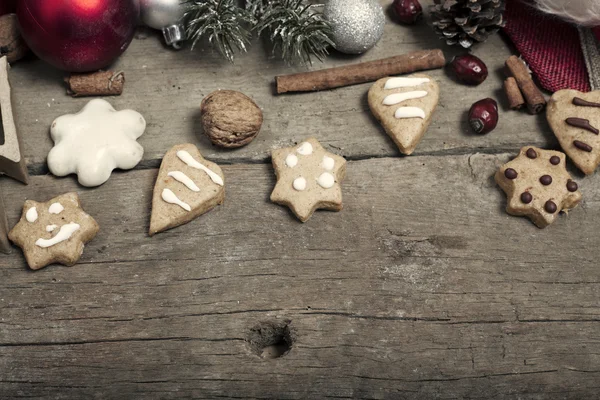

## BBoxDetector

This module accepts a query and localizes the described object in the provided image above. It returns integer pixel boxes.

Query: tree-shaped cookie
[368,73,439,155]
[47,99,146,187]
[149,144,225,235]
[8,193,99,270]
[495,147,582,228]
[271,138,346,222]
[547,89,600,175]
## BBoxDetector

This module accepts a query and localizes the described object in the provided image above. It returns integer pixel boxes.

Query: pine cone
[430,0,506,48]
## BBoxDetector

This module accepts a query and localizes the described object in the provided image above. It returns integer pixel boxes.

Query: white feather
[534,0,600,26]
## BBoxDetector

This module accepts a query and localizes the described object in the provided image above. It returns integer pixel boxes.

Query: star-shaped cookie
[495,147,582,228]
[271,138,346,222]
[47,99,146,187]
[8,193,99,270]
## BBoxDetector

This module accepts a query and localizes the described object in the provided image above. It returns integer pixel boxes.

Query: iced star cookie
[47,99,146,187]
[271,138,346,222]
[547,89,600,175]
[149,144,225,236]
[8,193,99,270]
[495,147,582,228]
[368,73,439,155]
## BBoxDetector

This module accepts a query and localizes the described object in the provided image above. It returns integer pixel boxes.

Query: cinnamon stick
[503,77,525,110]
[505,56,546,114]
[276,49,446,94]
[65,70,125,97]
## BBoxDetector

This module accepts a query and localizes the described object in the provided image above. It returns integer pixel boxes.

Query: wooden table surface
[3,2,600,398]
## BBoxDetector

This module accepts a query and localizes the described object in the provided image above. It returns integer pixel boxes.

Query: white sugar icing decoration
[395,107,426,119]
[293,177,307,191]
[48,202,64,214]
[383,91,428,106]
[321,156,335,171]
[384,77,430,90]
[317,172,335,189]
[47,99,146,187]
[26,207,38,223]
[35,223,80,248]
[46,224,58,232]
[168,171,200,192]
[285,154,298,168]
[176,150,224,186]
[296,142,313,156]
[162,188,191,212]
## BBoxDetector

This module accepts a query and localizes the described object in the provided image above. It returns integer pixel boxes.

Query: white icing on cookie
[384,77,430,90]
[285,154,298,168]
[296,142,313,156]
[47,99,146,187]
[161,188,191,211]
[176,150,224,186]
[293,177,307,191]
[26,207,38,223]
[321,156,335,171]
[383,91,428,106]
[317,172,335,189]
[168,171,200,192]
[48,202,64,214]
[35,223,80,248]
[46,224,58,232]
[394,107,426,119]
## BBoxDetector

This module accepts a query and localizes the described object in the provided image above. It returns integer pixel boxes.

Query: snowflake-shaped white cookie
[47,99,146,187]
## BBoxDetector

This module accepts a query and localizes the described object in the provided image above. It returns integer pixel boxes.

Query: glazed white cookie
[47,99,146,187]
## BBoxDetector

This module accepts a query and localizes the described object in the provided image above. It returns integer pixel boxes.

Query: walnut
[200,90,263,148]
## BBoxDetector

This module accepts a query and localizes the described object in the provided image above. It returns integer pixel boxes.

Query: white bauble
[139,0,186,30]
[535,0,600,26]
[324,0,386,55]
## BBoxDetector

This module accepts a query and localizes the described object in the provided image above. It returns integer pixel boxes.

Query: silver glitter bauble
[324,0,385,54]
[139,0,186,30]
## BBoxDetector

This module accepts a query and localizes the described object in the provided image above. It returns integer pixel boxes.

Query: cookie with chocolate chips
[495,146,582,228]
[547,89,600,175]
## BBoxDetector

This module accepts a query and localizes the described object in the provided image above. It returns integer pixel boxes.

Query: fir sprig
[250,0,334,65]
[184,0,253,62]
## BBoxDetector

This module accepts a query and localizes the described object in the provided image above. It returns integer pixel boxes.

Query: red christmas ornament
[0,0,17,16]
[17,0,139,72]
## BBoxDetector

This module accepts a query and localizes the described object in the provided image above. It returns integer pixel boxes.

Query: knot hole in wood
[246,319,295,359]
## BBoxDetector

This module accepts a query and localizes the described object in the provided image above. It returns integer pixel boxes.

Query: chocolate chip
[574,140,593,152]
[549,156,560,165]
[521,192,533,204]
[544,200,557,214]
[526,148,537,159]
[567,180,578,192]
[504,168,518,179]
[539,175,552,185]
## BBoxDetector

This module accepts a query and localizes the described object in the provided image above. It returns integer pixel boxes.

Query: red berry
[392,0,423,25]
[449,54,488,85]
[469,98,498,135]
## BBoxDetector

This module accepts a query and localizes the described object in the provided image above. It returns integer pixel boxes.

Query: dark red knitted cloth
[503,0,590,92]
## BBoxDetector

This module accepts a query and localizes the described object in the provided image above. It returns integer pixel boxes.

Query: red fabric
[503,0,590,93]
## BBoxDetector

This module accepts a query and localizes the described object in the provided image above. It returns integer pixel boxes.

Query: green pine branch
[183,0,253,62]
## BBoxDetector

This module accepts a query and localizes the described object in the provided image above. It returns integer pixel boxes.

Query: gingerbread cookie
[547,89,600,175]
[495,147,582,228]
[149,144,225,236]
[48,99,146,187]
[368,73,439,155]
[8,193,99,270]
[271,138,346,222]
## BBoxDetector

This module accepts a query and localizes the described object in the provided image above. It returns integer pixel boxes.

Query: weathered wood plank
[8,1,551,172]
[1,154,600,398]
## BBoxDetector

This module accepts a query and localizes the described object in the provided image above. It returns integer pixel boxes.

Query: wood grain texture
[2,155,600,398]
[7,1,553,174]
